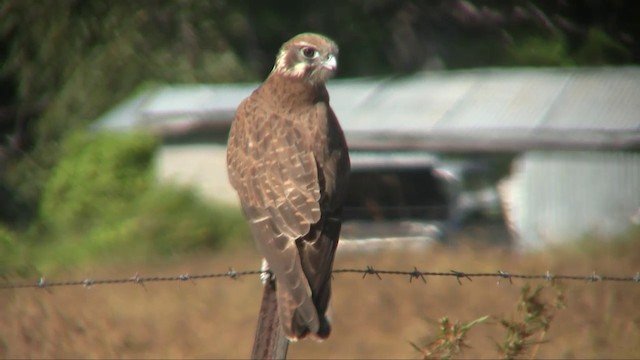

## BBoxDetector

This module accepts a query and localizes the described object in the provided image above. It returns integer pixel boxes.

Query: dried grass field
[2,237,640,359]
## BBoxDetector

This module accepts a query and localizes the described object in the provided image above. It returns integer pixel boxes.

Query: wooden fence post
[251,277,289,359]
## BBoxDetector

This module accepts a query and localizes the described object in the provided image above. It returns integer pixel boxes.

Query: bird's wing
[227,95,323,337]
[295,105,348,338]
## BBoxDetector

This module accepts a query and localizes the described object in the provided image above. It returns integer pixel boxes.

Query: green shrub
[41,131,158,234]
[0,225,32,278]
[575,27,631,65]
[34,131,249,271]
[130,185,249,254]
[507,35,574,67]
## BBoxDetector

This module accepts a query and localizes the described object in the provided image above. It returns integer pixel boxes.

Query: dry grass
[1,237,640,359]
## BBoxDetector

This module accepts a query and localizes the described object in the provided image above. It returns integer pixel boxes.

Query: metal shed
[93,67,640,249]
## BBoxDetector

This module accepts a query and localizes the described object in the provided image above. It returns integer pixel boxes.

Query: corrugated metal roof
[93,67,640,151]
[92,91,152,131]
[430,69,569,130]
[141,84,253,121]
[542,68,640,130]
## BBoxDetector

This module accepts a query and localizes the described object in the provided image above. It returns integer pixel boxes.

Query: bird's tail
[275,278,330,341]
[287,295,332,341]
[283,218,341,341]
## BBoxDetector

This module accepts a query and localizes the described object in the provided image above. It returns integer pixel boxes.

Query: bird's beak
[322,55,337,71]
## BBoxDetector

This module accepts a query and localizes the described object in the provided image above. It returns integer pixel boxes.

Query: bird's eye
[301,46,319,59]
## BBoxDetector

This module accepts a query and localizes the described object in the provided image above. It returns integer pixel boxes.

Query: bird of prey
[227,33,350,341]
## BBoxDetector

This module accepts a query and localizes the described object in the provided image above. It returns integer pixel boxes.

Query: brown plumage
[226,33,350,341]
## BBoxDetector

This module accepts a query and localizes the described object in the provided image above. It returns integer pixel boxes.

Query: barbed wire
[1,267,639,290]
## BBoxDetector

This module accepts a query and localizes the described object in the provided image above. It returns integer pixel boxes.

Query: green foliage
[412,283,566,359]
[507,27,632,68]
[507,35,575,67]
[33,184,249,272]
[496,283,566,359]
[412,315,489,360]
[41,131,157,233]
[575,27,632,65]
[117,184,249,256]
[30,131,249,272]
[0,225,31,277]
[0,0,252,213]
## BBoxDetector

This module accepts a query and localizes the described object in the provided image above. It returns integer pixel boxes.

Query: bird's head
[272,33,339,85]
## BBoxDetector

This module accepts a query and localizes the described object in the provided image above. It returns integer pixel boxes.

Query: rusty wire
[1,267,639,290]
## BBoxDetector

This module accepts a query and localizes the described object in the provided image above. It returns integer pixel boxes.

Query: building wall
[501,150,640,250]
[155,144,240,206]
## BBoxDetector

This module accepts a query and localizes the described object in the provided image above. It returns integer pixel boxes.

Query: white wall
[155,144,241,206]
[500,150,640,250]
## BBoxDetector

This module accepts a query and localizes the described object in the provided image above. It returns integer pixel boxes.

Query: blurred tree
[0,0,251,223]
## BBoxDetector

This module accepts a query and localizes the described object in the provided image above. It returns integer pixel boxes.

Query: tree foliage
[0,0,252,215]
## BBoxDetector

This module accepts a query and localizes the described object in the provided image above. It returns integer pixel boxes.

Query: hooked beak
[322,55,337,71]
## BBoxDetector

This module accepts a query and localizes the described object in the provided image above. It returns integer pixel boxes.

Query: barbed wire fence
[2,265,639,360]
[2,266,639,290]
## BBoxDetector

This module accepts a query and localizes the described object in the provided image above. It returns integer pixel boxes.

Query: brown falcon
[227,33,350,341]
